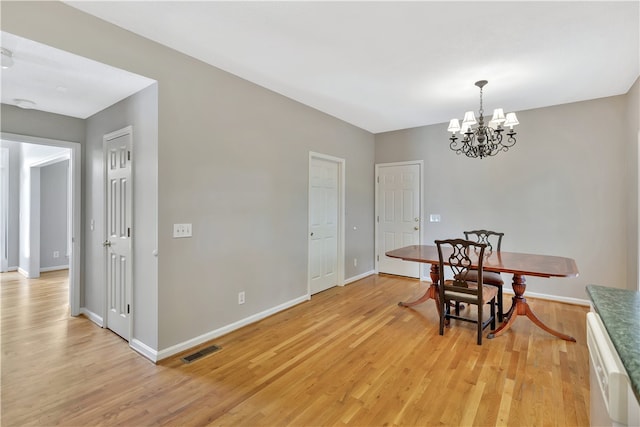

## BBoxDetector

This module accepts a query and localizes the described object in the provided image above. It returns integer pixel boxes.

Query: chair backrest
[463,229,503,253]
[435,239,487,302]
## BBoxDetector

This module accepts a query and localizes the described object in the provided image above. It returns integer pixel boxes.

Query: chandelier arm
[449,136,471,156]
[503,131,517,148]
[492,129,502,145]
[451,134,479,158]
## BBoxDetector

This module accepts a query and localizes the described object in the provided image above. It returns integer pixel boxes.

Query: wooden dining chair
[463,229,504,253]
[436,239,498,345]
[463,229,505,322]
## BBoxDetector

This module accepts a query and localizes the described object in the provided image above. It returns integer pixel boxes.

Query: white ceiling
[1,31,155,119]
[3,1,639,133]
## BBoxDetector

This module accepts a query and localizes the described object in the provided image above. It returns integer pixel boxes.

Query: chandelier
[447,80,519,159]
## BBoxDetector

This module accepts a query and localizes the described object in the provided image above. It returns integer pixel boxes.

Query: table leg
[398,263,441,317]
[487,274,576,342]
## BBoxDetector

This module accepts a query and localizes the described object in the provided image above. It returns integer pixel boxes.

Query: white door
[376,162,422,278]
[104,127,132,340]
[309,156,340,294]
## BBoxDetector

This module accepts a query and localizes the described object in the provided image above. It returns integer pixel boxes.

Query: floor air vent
[181,344,222,364]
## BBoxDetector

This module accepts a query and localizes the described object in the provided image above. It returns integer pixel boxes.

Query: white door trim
[308,151,345,295]
[374,160,425,280]
[103,125,134,342]
[0,147,8,273]
[637,129,640,291]
[1,132,82,315]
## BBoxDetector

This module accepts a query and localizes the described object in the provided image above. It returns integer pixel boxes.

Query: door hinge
[377,255,379,261]
[127,304,130,314]
[127,227,131,237]
[127,151,131,161]
[377,215,379,223]
[377,176,380,183]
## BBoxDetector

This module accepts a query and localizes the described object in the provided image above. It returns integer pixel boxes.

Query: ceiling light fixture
[447,80,519,159]
[13,99,37,109]
[1,47,14,69]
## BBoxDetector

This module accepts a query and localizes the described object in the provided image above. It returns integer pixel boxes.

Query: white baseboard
[155,294,310,362]
[77,308,157,363]
[344,270,375,285]
[130,339,159,363]
[502,288,590,306]
[417,280,590,307]
[80,307,103,327]
[15,266,69,275]
[40,265,69,272]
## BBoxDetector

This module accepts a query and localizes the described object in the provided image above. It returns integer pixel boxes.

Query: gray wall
[626,77,640,291]
[0,105,85,143]
[85,84,159,349]
[151,32,375,350]
[40,160,68,269]
[2,1,375,354]
[376,92,636,299]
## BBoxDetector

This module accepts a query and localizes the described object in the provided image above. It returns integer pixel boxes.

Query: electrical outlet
[53,251,60,258]
[354,258,357,267]
[238,291,245,305]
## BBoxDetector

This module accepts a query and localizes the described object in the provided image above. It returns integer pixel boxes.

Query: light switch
[429,214,441,223]
[173,223,193,238]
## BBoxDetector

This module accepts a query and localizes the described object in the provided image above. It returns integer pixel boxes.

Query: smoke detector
[13,99,37,109]
[1,47,14,69]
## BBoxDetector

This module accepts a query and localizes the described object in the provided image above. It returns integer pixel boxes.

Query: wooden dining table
[385,245,579,341]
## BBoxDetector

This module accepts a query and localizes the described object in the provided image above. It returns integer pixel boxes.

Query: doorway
[308,152,345,295]
[32,155,71,275]
[0,133,81,315]
[375,161,423,278]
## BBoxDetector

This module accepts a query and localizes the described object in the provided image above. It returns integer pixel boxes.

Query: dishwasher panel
[587,311,630,425]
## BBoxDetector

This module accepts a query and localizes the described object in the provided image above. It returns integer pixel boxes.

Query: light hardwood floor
[1,270,590,426]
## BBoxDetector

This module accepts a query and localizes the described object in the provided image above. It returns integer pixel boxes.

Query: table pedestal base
[398,264,441,317]
[487,274,576,342]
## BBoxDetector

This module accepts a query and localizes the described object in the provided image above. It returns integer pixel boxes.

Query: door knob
[414,226,419,230]
[310,232,314,236]
[415,217,420,222]
[103,240,111,247]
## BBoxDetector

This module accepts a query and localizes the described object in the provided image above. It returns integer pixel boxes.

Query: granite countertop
[586,284,640,403]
